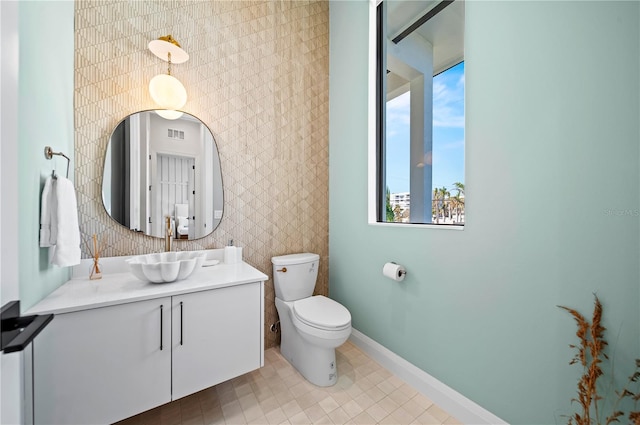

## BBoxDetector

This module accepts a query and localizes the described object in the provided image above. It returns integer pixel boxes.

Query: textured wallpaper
[74,0,329,349]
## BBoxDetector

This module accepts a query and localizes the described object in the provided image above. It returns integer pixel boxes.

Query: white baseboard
[349,329,508,425]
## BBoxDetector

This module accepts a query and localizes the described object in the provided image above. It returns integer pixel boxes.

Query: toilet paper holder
[382,262,407,282]
[390,262,407,276]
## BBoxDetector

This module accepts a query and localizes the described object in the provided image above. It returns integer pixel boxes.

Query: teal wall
[19,1,75,310]
[328,1,640,423]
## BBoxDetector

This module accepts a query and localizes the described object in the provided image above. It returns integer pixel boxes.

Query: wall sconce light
[148,35,189,118]
[155,110,185,120]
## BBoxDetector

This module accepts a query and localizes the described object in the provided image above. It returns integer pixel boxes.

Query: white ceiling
[386,0,464,75]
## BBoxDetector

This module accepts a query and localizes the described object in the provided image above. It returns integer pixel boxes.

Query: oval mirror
[102,111,223,240]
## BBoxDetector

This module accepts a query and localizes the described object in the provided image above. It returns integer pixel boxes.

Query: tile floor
[115,341,461,425]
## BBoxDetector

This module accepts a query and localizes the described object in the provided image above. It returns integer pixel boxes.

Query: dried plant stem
[559,296,607,425]
[560,295,640,425]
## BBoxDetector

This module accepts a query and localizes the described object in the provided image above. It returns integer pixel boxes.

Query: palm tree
[385,187,394,222]
[401,207,410,222]
[440,186,451,218]
[452,182,464,223]
[393,204,403,222]
[433,188,441,223]
[440,187,450,222]
[433,187,449,223]
[452,182,464,198]
[450,195,463,223]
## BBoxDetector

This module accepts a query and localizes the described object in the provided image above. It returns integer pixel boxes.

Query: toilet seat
[293,295,351,331]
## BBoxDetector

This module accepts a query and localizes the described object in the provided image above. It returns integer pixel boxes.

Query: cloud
[386,64,465,130]
[433,69,465,128]
[386,92,411,125]
[439,139,465,150]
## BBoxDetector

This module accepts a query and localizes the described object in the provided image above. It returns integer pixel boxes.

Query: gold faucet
[165,216,173,252]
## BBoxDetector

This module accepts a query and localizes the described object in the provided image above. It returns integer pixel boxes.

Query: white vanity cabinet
[26,256,267,425]
[171,282,262,399]
[33,297,173,425]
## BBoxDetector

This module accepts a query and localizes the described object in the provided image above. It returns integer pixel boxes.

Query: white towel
[46,176,81,267]
[39,176,55,247]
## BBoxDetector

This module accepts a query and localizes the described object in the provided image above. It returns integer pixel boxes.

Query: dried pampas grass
[559,295,640,425]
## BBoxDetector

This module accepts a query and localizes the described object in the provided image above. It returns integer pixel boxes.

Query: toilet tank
[272,253,320,301]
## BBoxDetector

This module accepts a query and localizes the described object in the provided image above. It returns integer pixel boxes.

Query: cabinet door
[33,297,172,425]
[172,282,263,399]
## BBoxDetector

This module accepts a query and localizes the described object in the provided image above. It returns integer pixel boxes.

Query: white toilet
[272,253,352,387]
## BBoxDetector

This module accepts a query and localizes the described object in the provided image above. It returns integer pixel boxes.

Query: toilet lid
[293,295,351,330]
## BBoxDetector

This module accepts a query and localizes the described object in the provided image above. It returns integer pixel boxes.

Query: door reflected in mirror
[102,111,223,240]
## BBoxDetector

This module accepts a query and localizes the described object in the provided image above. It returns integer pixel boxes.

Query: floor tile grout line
[115,341,461,425]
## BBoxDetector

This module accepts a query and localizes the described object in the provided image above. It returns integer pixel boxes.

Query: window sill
[368,222,464,230]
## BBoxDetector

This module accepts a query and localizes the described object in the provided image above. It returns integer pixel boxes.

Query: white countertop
[26,250,268,315]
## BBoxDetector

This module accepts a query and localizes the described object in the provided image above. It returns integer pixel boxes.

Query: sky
[385,61,465,195]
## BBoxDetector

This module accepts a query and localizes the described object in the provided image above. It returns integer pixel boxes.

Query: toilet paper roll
[382,262,406,282]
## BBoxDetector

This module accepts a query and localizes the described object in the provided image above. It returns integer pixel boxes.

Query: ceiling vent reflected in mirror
[168,129,185,140]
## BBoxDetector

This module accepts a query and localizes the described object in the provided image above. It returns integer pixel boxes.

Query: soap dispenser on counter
[224,240,242,264]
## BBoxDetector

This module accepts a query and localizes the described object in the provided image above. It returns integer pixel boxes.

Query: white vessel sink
[126,251,206,283]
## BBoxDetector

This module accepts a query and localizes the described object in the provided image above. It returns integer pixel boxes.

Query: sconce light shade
[155,110,184,120]
[148,35,189,112]
[149,74,187,110]
[148,36,189,64]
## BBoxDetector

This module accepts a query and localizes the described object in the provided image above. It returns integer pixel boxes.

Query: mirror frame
[101,110,224,240]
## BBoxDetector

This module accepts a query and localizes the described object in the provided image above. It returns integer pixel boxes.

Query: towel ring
[44,146,70,178]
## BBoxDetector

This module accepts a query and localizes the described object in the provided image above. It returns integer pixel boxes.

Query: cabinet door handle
[180,301,184,345]
[160,305,164,350]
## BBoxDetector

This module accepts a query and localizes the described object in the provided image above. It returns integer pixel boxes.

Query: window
[375,0,465,226]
